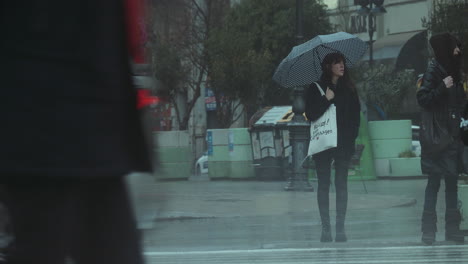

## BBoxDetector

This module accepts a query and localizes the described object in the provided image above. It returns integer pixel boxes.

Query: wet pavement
[126,173,418,222]
[126,174,468,263]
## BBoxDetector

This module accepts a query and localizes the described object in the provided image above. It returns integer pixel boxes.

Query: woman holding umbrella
[304,52,361,242]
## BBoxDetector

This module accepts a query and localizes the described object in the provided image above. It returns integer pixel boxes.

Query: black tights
[314,149,351,226]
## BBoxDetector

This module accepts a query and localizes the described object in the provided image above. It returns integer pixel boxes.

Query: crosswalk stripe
[144,244,468,256]
[144,245,468,264]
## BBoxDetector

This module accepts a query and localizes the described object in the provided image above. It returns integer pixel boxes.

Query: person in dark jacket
[304,52,361,242]
[417,32,465,245]
[0,0,152,263]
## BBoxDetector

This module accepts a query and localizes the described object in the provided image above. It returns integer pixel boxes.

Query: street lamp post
[284,0,313,192]
[296,0,303,44]
[356,0,387,66]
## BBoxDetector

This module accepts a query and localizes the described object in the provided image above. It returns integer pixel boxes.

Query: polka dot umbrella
[273,32,368,88]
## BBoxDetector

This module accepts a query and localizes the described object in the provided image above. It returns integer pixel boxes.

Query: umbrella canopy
[273,32,368,88]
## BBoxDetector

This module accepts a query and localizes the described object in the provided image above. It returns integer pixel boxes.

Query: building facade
[327,0,432,74]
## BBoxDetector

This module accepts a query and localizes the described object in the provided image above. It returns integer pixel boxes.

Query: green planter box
[208,161,231,179]
[155,131,192,180]
[389,157,422,177]
[368,120,422,178]
[207,128,254,179]
[368,120,412,140]
[459,184,468,230]
[371,139,412,159]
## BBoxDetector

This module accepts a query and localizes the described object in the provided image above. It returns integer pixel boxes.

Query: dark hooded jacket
[429,33,463,83]
[304,77,361,158]
[417,33,466,163]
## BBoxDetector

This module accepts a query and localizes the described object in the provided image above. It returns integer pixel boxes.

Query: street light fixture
[356,0,387,66]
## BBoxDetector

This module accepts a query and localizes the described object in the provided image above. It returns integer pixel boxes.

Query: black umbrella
[273,32,368,88]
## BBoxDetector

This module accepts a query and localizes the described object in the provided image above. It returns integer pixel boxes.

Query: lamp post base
[284,175,314,192]
[284,119,314,192]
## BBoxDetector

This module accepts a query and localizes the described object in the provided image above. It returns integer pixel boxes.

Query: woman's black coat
[0,0,152,180]
[304,79,361,158]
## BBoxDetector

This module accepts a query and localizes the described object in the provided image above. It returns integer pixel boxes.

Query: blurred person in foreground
[304,52,361,243]
[0,0,153,263]
[417,32,465,245]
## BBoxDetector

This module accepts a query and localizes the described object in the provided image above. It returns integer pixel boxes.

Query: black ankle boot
[422,231,436,245]
[318,187,331,243]
[445,209,465,243]
[320,224,332,242]
[445,232,464,243]
[421,210,437,245]
[335,223,347,242]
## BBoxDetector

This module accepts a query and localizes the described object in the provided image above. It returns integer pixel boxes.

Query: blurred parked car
[195,153,208,176]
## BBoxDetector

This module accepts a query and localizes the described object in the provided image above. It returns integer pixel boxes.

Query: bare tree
[148,0,229,130]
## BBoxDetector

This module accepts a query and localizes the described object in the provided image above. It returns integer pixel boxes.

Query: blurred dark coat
[304,78,361,158]
[0,0,152,180]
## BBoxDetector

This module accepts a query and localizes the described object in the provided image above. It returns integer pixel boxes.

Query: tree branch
[190,0,208,23]
[230,100,244,125]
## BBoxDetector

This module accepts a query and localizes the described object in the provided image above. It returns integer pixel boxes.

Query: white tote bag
[307,82,338,156]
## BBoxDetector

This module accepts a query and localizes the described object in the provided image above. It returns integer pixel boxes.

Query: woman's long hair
[320,52,357,93]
